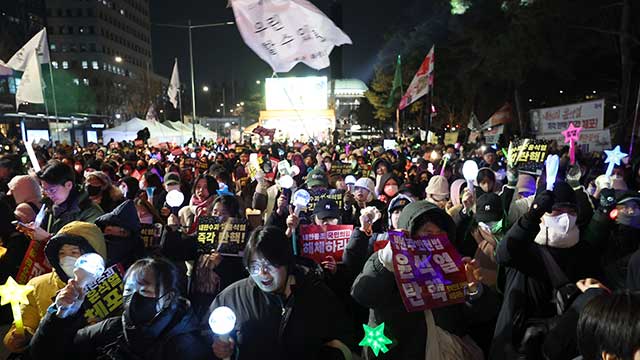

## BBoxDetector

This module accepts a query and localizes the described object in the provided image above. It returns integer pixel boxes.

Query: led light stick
[0,277,34,335]
[604,145,628,177]
[545,154,560,191]
[562,122,582,165]
[278,175,295,199]
[359,322,393,356]
[166,190,185,215]
[462,160,479,196]
[57,253,105,318]
[145,187,156,204]
[440,154,451,176]
[291,189,311,256]
[209,306,237,360]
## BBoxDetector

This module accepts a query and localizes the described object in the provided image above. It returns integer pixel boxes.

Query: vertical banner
[388,231,468,312]
[299,224,353,263]
[16,239,51,284]
[196,216,249,256]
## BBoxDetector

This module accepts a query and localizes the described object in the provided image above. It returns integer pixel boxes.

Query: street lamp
[240,101,244,106]
[256,80,261,85]
[114,56,123,63]
[154,20,235,142]
[203,85,209,92]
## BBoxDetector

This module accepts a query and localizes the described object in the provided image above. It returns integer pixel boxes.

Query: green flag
[386,55,402,108]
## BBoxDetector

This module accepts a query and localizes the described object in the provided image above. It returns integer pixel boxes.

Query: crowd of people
[0,131,639,360]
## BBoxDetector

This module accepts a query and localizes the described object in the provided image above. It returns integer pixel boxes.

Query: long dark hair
[124,257,180,307]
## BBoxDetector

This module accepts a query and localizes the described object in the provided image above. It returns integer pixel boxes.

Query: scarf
[187,195,214,234]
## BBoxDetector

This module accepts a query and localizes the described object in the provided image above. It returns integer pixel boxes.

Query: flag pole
[44,29,60,142]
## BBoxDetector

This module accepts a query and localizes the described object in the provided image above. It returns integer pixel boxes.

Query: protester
[84,170,124,213]
[30,257,210,359]
[95,199,144,268]
[209,226,356,359]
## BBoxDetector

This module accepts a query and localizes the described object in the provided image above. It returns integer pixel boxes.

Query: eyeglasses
[42,185,60,195]
[247,260,277,276]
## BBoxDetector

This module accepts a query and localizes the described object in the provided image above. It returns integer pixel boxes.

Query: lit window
[83,78,89,86]
[62,61,69,69]
[82,61,88,69]
[52,61,59,69]
[92,61,99,70]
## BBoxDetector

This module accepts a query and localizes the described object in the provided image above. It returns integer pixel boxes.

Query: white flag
[145,104,158,121]
[167,59,180,109]
[230,0,352,73]
[6,28,50,72]
[16,50,44,109]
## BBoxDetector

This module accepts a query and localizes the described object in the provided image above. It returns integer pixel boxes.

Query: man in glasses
[208,226,355,360]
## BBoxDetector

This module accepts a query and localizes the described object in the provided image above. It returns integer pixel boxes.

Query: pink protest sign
[388,231,468,312]
[300,224,353,264]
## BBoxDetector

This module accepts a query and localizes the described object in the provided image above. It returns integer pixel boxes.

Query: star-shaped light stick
[562,122,582,165]
[359,322,393,356]
[166,153,176,163]
[0,276,34,335]
[604,145,628,177]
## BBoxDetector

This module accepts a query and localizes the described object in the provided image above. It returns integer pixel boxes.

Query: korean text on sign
[196,216,249,255]
[300,224,353,264]
[508,139,550,175]
[388,231,468,312]
[83,264,125,323]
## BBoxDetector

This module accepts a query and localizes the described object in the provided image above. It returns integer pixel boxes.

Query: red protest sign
[300,224,353,264]
[16,239,52,284]
[388,231,467,312]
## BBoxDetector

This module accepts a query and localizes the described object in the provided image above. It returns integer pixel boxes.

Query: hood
[95,199,141,234]
[450,179,466,207]
[371,158,392,174]
[119,176,140,200]
[397,201,457,244]
[45,221,108,282]
[375,172,399,196]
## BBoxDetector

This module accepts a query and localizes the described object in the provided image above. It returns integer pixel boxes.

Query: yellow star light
[0,276,34,306]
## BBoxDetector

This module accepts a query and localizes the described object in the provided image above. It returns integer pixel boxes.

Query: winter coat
[95,200,145,268]
[208,265,355,360]
[42,189,104,235]
[3,271,65,352]
[490,213,601,360]
[30,298,209,360]
[351,201,498,359]
[583,211,640,290]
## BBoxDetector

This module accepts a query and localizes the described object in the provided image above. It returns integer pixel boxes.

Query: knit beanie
[425,175,450,197]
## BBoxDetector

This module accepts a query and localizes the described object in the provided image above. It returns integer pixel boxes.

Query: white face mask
[534,213,579,248]
[60,256,78,278]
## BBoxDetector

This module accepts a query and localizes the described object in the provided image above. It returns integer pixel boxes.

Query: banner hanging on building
[529,99,604,135]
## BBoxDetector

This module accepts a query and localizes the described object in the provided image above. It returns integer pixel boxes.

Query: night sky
[150,0,405,93]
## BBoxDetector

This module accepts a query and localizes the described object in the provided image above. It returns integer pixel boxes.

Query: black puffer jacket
[30,297,209,360]
[207,265,355,360]
[95,200,144,268]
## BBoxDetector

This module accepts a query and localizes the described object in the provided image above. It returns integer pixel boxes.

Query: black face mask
[126,292,158,326]
[86,185,102,196]
[136,165,145,171]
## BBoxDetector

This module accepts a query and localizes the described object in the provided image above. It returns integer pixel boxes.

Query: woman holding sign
[351,201,492,359]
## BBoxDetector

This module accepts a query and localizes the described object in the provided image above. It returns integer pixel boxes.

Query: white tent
[195,124,218,140]
[103,118,183,144]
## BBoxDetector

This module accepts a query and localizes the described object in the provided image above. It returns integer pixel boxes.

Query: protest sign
[300,224,352,264]
[139,223,163,251]
[444,132,458,145]
[16,239,51,284]
[277,160,293,176]
[198,156,209,171]
[530,99,604,135]
[196,216,249,256]
[329,162,354,176]
[469,125,504,144]
[507,139,549,175]
[388,231,468,312]
[83,264,125,323]
[537,128,611,153]
[302,189,345,216]
[180,158,196,171]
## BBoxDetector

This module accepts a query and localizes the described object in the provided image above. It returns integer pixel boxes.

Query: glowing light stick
[57,253,105,318]
[545,154,559,191]
[166,154,176,163]
[562,122,582,165]
[209,306,236,360]
[291,189,311,256]
[166,190,185,215]
[290,165,301,176]
[604,145,628,177]
[145,187,156,203]
[462,160,479,196]
[359,322,393,356]
[440,154,451,176]
[0,277,34,335]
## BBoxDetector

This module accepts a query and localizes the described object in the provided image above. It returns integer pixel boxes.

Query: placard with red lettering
[300,224,353,264]
[388,231,468,312]
[16,239,52,284]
